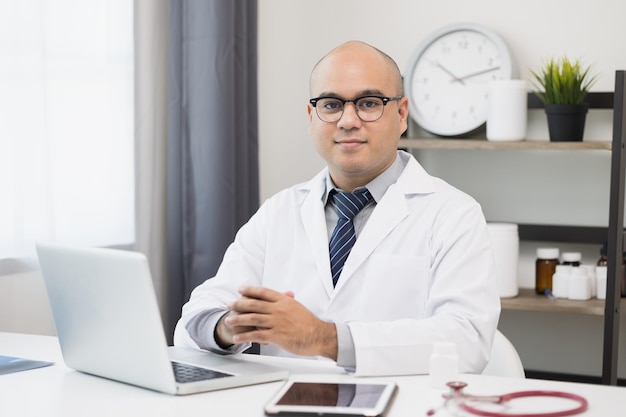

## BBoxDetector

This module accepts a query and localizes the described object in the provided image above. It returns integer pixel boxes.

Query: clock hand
[456,66,501,81]
[436,62,465,85]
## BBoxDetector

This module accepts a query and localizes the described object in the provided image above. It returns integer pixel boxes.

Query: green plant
[530,56,597,105]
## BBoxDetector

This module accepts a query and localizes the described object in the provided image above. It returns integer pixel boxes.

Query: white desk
[1,332,624,417]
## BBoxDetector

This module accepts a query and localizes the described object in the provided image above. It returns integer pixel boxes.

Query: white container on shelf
[486,80,528,141]
[568,266,592,300]
[596,265,608,300]
[487,223,519,298]
[581,264,596,297]
[552,264,572,299]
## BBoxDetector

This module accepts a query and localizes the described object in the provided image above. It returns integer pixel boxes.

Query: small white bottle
[551,264,572,299]
[568,266,591,300]
[596,265,608,300]
[581,264,596,297]
[429,342,459,389]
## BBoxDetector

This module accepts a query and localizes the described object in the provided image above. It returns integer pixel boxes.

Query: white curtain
[0,0,134,270]
[133,0,169,318]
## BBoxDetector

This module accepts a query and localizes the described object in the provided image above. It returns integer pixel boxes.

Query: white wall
[258,0,626,378]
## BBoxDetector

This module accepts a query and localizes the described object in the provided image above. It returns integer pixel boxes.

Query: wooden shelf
[501,288,626,316]
[399,138,612,151]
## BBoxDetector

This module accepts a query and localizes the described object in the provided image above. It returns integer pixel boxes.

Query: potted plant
[530,56,597,141]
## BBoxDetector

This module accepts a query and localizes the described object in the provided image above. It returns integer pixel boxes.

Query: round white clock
[405,23,517,136]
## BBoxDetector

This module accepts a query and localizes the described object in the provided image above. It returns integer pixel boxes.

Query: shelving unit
[501,289,626,316]
[399,138,612,151]
[400,72,626,385]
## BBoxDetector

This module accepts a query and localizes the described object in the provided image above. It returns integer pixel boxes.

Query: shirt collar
[322,151,408,206]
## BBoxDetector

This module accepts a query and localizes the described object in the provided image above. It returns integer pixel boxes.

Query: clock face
[406,24,515,136]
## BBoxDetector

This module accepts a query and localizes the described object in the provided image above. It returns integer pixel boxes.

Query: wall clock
[405,23,517,137]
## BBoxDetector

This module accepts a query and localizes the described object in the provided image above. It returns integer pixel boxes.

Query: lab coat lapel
[299,172,335,297]
[334,184,408,290]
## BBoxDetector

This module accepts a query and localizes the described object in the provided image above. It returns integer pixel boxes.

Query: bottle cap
[555,264,572,273]
[562,252,582,262]
[537,248,559,259]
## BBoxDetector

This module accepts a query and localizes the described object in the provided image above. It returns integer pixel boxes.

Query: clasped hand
[216,286,338,360]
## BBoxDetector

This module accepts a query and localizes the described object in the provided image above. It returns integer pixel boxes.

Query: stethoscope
[426,381,588,417]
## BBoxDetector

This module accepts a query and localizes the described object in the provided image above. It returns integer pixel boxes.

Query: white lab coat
[174,151,500,376]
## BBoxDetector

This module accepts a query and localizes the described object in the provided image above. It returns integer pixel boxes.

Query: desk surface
[1,332,624,417]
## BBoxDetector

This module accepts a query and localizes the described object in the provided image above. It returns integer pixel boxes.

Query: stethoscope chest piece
[427,381,588,417]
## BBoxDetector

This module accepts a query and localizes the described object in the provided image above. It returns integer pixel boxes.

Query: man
[174,41,500,376]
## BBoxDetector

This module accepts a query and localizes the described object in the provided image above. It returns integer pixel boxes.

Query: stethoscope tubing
[458,389,589,417]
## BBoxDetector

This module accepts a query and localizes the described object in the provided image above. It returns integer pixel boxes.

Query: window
[0,0,134,264]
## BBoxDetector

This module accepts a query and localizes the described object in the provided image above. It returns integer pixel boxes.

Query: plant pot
[545,103,589,142]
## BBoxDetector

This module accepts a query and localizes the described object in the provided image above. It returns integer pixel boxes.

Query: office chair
[481,330,525,378]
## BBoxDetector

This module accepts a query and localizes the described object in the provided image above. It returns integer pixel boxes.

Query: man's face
[307,44,409,191]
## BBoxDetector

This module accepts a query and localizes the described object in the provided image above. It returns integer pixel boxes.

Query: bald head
[309,41,404,97]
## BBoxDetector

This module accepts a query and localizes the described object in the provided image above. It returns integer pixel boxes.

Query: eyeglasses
[309,95,402,123]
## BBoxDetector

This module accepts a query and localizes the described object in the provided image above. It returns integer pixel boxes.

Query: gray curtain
[166,0,259,341]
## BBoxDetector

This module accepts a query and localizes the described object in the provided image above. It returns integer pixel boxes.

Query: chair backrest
[481,330,525,378]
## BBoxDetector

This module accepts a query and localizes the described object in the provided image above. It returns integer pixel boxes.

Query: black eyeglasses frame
[309,95,403,123]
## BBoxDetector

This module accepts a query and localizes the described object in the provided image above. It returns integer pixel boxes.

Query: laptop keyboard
[171,361,232,383]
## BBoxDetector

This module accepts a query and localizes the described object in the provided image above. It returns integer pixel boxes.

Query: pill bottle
[596,243,626,297]
[597,243,608,267]
[551,264,572,299]
[562,252,582,267]
[581,264,596,297]
[596,266,607,300]
[568,266,591,300]
[536,248,559,295]
[429,342,459,389]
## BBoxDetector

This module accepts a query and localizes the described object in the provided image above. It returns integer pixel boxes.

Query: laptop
[35,242,289,395]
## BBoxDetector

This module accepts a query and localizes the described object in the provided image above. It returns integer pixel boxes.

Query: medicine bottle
[429,342,459,389]
[568,266,591,300]
[596,265,607,300]
[562,252,582,267]
[597,243,608,267]
[536,248,559,295]
[595,243,626,297]
[581,264,596,297]
[551,264,572,299]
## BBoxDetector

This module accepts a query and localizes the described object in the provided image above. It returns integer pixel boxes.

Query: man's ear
[307,104,314,135]
[398,96,410,134]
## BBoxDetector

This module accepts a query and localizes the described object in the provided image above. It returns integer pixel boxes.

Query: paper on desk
[0,355,54,375]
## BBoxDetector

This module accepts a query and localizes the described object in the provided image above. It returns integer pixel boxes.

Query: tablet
[264,380,398,417]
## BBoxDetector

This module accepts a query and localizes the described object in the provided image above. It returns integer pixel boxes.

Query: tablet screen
[265,380,397,416]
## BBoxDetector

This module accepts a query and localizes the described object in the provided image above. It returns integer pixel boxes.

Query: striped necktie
[329,189,373,286]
